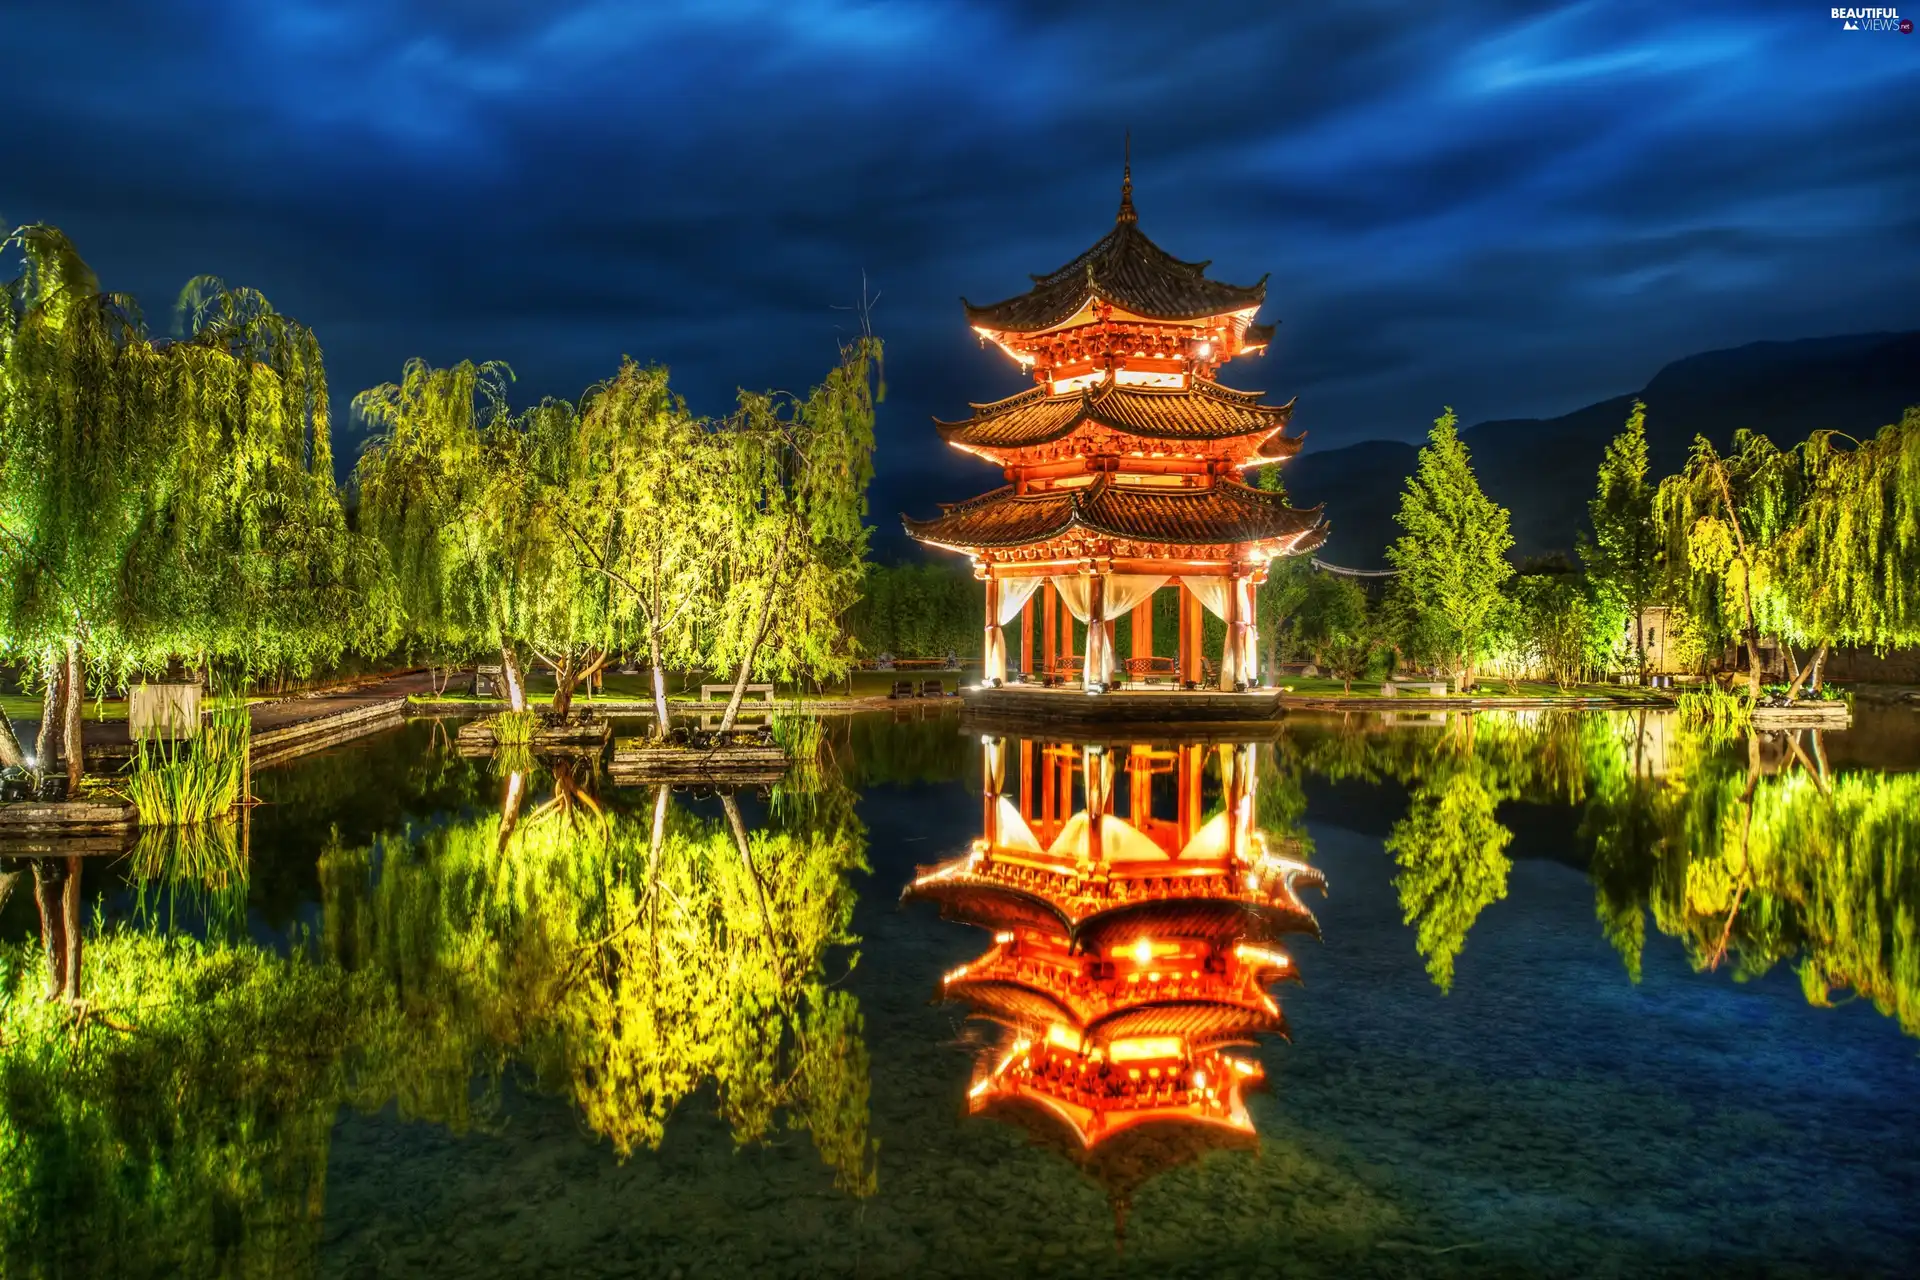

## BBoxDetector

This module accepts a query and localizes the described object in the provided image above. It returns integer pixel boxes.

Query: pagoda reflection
[905,732,1323,1222]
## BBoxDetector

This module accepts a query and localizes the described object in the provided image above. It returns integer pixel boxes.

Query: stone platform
[958,684,1281,732]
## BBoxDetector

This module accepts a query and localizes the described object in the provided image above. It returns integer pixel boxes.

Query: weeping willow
[0,929,399,1280]
[318,775,878,1193]
[1585,736,1920,1039]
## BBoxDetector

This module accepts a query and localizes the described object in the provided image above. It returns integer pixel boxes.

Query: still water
[2,708,1917,1278]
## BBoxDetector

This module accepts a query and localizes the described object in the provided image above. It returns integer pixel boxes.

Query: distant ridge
[1287,331,1920,569]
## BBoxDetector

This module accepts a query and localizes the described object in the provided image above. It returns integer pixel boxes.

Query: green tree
[1582,400,1656,678]
[354,359,543,709]
[1296,573,1375,692]
[712,338,880,730]
[1653,431,1799,700]
[2,227,376,788]
[545,361,727,733]
[1384,409,1514,691]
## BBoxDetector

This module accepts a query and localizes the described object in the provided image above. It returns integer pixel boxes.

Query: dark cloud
[4,0,1916,525]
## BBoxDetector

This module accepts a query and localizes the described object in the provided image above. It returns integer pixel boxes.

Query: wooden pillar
[1043,584,1058,681]
[1019,740,1034,820]
[1041,744,1057,833]
[1221,570,1240,691]
[1176,743,1203,849]
[1129,745,1152,828]
[983,573,1001,684]
[1131,596,1153,665]
[1019,595,1034,676]
[1085,573,1106,686]
[1175,579,1190,679]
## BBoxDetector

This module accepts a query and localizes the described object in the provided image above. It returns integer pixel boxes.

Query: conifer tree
[1583,400,1656,678]
[1384,409,1514,691]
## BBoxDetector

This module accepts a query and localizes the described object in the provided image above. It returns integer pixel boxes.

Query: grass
[492,709,537,745]
[117,697,249,826]
[0,693,124,722]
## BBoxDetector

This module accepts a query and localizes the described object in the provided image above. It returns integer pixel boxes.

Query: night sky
[5,1,1917,527]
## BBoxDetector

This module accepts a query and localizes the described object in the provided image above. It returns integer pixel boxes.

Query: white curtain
[1051,573,1167,685]
[983,577,1044,684]
[1184,575,1259,690]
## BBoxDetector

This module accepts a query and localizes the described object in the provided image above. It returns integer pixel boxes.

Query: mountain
[1288,331,1920,569]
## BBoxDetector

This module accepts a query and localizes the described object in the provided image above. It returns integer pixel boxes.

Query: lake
[3,706,1917,1278]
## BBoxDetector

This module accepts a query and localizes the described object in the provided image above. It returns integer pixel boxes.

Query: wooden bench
[888,680,915,700]
[1381,679,1449,697]
[1121,657,1178,688]
[700,683,775,704]
[919,679,946,699]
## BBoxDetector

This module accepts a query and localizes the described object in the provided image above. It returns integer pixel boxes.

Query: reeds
[120,696,249,826]
[493,709,538,745]
[1675,684,1753,732]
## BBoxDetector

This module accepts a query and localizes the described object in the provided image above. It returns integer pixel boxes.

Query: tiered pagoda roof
[962,176,1267,336]
[907,168,1326,566]
[935,378,1300,464]
[903,474,1326,559]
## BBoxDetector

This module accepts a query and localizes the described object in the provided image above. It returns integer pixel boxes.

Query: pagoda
[903,162,1327,692]
[903,733,1324,1228]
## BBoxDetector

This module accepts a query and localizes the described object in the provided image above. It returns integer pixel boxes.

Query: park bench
[700,683,775,704]
[888,680,915,700]
[1121,656,1178,688]
[472,664,503,697]
[1381,679,1449,697]
[919,679,945,698]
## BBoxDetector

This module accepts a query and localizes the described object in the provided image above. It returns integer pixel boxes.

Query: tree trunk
[32,859,67,1001]
[718,524,795,733]
[61,856,82,1002]
[0,706,26,772]
[35,654,63,781]
[551,652,577,719]
[1808,642,1830,697]
[0,868,17,917]
[500,643,528,713]
[648,627,672,741]
[63,639,83,795]
[497,768,527,852]
[722,792,782,979]
[1742,631,1764,702]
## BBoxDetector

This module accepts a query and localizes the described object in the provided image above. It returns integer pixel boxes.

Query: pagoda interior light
[1108,1036,1185,1064]
[1046,1023,1084,1052]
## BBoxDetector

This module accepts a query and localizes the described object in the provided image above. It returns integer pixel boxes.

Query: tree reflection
[0,884,396,1279]
[318,762,877,1193]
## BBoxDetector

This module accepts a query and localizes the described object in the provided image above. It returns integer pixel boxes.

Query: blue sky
[4,0,1917,519]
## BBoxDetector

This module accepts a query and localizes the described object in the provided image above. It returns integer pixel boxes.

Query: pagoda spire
[1117,132,1136,224]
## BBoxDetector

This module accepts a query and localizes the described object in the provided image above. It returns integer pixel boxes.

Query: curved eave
[902,872,1074,936]
[934,383,1297,455]
[902,483,1328,556]
[1087,999,1289,1048]
[960,219,1268,334]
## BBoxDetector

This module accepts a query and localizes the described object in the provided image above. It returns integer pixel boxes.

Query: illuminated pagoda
[903,161,1327,692]
[904,734,1324,1224]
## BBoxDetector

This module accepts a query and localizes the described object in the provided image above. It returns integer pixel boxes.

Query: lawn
[407,667,978,706]
[1,694,127,723]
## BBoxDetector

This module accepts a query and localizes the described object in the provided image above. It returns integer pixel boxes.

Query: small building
[903,164,1325,691]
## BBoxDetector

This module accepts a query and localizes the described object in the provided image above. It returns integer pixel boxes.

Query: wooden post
[1086,573,1106,686]
[1130,596,1153,686]
[1222,569,1241,691]
[1043,584,1058,681]
[1177,743,1203,848]
[1178,582,1202,685]
[1041,743,1057,835]
[1020,594,1034,676]
[1129,745,1152,829]
[983,573,1001,684]
[1019,739,1034,821]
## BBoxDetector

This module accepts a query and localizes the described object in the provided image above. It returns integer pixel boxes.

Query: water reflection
[2,707,1917,1273]
[905,734,1324,1229]
[1287,708,1920,1037]
[0,738,874,1276]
